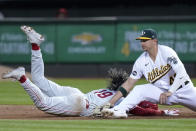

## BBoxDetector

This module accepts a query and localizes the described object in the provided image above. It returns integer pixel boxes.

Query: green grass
[0,119,196,131]
[0,81,32,105]
[0,78,196,131]
[1,78,196,105]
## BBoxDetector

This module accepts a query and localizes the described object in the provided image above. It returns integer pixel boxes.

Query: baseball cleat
[21,25,45,45]
[163,109,180,116]
[2,67,25,80]
[102,108,128,118]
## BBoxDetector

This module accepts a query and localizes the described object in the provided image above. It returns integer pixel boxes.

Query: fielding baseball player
[1,26,179,117]
[101,29,196,118]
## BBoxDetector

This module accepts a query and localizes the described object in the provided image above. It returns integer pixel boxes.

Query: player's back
[85,89,116,106]
[85,88,123,108]
[83,88,123,116]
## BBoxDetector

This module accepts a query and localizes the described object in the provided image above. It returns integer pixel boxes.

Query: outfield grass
[0,78,196,131]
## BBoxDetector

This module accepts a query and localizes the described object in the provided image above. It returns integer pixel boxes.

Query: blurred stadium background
[0,0,196,78]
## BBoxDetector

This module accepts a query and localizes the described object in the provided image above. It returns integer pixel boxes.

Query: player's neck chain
[148,64,171,83]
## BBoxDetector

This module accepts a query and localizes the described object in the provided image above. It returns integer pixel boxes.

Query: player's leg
[21,25,68,97]
[2,67,87,116]
[102,84,163,118]
[168,83,196,111]
[31,47,68,97]
[129,101,179,116]
[137,100,158,110]
[129,105,164,116]
[115,84,162,110]
[22,79,87,116]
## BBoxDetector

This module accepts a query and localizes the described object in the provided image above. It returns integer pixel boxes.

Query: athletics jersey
[83,88,123,116]
[130,45,190,90]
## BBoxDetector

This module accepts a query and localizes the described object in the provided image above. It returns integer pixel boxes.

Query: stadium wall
[0,17,196,77]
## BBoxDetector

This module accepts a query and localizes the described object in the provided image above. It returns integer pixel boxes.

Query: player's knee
[132,85,145,94]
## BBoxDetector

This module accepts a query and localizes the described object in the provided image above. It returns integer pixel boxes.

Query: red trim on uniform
[19,75,27,83]
[25,82,82,115]
[85,99,89,109]
[129,106,163,116]
[129,101,163,116]
[138,100,158,110]
[32,43,40,50]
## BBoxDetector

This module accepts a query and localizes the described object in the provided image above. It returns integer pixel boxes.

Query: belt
[177,81,189,90]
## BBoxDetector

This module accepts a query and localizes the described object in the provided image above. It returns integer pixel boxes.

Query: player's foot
[2,67,25,80]
[20,25,44,45]
[101,108,127,118]
[163,109,180,116]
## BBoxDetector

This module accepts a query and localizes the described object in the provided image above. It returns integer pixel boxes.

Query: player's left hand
[92,102,113,118]
[92,106,103,117]
[159,92,172,104]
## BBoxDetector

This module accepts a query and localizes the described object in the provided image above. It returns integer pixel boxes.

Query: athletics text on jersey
[130,45,191,90]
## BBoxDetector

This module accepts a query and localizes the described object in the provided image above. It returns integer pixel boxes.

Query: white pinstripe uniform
[21,49,122,116]
[113,44,196,112]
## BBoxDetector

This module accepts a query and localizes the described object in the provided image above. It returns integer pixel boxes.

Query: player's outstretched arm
[109,77,138,106]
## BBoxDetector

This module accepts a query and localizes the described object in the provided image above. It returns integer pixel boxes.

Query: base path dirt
[0,105,196,120]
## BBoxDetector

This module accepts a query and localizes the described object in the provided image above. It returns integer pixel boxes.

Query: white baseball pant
[114,83,196,112]
[24,49,88,116]
[21,78,86,115]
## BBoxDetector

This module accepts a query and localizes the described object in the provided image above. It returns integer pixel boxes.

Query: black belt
[177,81,189,90]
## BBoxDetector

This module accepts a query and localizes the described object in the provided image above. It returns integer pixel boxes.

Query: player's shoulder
[159,45,177,58]
[136,51,148,62]
[159,44,175,53]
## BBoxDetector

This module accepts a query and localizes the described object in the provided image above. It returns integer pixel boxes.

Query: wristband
[118,86,128,97]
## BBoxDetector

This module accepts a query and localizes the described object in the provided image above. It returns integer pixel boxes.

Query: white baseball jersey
[130,45,191,90]
[114,44,196,112]
[83,89,123,116]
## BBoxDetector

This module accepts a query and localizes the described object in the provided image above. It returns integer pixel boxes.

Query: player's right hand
[159,92,172,104]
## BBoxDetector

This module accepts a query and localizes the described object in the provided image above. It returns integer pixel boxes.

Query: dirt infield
[0,105,196,120]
